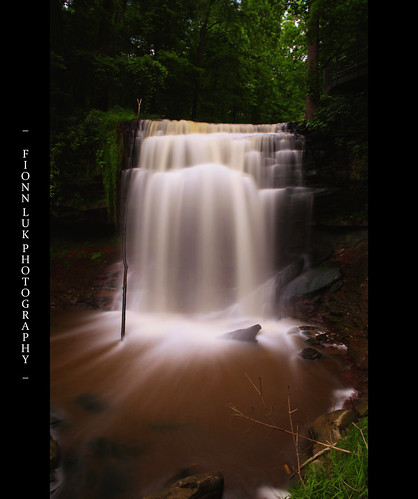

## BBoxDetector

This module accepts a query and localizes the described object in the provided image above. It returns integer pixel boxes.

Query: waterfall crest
[123,120,311,317]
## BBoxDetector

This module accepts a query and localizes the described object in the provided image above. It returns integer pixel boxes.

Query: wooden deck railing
[323,46,368,94]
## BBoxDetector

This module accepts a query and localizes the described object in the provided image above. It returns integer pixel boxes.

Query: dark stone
[50,433,60,470]
[310,409,356,449]
[75,392,108,413]
[220,324,261,343]
[144,472,224,499]
[281,262,342,299]
[300,347,322,360]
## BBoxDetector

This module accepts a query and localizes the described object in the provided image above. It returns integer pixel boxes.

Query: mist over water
[50,120,352,498]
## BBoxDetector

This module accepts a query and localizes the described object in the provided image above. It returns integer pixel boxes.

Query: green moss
[88,107,135,224]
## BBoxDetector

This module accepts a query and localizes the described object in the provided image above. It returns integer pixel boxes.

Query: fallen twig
[228,404,351,454]
[289,446,331,478]
[287,386,304,487]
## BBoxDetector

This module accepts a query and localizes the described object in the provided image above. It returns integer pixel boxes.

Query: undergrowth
[288,415,368,498]
[50,106,135,224]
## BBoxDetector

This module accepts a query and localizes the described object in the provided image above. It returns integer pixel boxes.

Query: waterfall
[122,120,312,317]
[51,120,352,499]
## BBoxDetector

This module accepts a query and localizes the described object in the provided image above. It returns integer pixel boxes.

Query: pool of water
[50,309,351,498]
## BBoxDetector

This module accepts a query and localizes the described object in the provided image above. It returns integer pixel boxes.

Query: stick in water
[121,98,142,340]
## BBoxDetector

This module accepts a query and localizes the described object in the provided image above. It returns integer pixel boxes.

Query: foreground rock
[220,324,261,343]
[280,261,342,303]
[144,472,224,499]
[50,433,60,470]
[310,409,355,456]
[300,347,322,360]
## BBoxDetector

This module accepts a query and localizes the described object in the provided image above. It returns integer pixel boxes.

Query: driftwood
[121,98,142,340]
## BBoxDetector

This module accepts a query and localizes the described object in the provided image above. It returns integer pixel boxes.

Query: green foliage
[51,0,311,124]
[52,0,367,125]
[50,0,367,218]
[316,0,368,63]
[289,416,368,498]
[50,107,134,222]
[80,107,135,223]
[308,93,366,133]
[90,251,102,261]
[308,92,368,171]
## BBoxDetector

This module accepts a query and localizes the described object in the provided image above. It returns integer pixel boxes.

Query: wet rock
[300,347,322,360]
[144,471,224,499]
[50,433,60,470]
[165,465,201,486]
[281,262,342,299]
[274,259,305,294]
[310,409,355,451]
[220,324,261,343]
[75,392,108,413]
[304,333,329,346]
[299,325,320,333]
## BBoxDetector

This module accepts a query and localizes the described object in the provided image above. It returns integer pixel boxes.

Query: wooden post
[121,98,142,340]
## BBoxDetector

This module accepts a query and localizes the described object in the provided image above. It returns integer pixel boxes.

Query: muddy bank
[50,226,122,312]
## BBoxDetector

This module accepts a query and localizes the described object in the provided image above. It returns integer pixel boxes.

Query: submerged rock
[144,471,224,499]
[75,392,108,413]
[220,324,261,343]
[310,409,355,450]
[300,347,322,360]
[50,433,60,470]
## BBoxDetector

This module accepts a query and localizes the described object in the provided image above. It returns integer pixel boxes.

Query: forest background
[50,0,368,224]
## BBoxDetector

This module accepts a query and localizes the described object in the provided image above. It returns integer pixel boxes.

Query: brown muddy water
[50,309,352,499]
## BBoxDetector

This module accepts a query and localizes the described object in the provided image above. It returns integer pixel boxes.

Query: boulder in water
[220,324,261,343]
[144,471,224,499]
[310,409,355,449]
[300,347,322,360]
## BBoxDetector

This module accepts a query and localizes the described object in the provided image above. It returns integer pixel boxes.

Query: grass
[288,415,368,498]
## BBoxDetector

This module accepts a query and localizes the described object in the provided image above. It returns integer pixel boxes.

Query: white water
[123,120,310,317]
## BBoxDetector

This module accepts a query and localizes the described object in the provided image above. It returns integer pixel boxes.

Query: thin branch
[287,387,303,487]
[341,479,364,493]
[244,373,274,422]
[289,446,331,478]
[228,404,351,454]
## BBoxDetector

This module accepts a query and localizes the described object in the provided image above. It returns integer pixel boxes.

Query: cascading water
[50,120,353,499]
[123,120,311,318]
